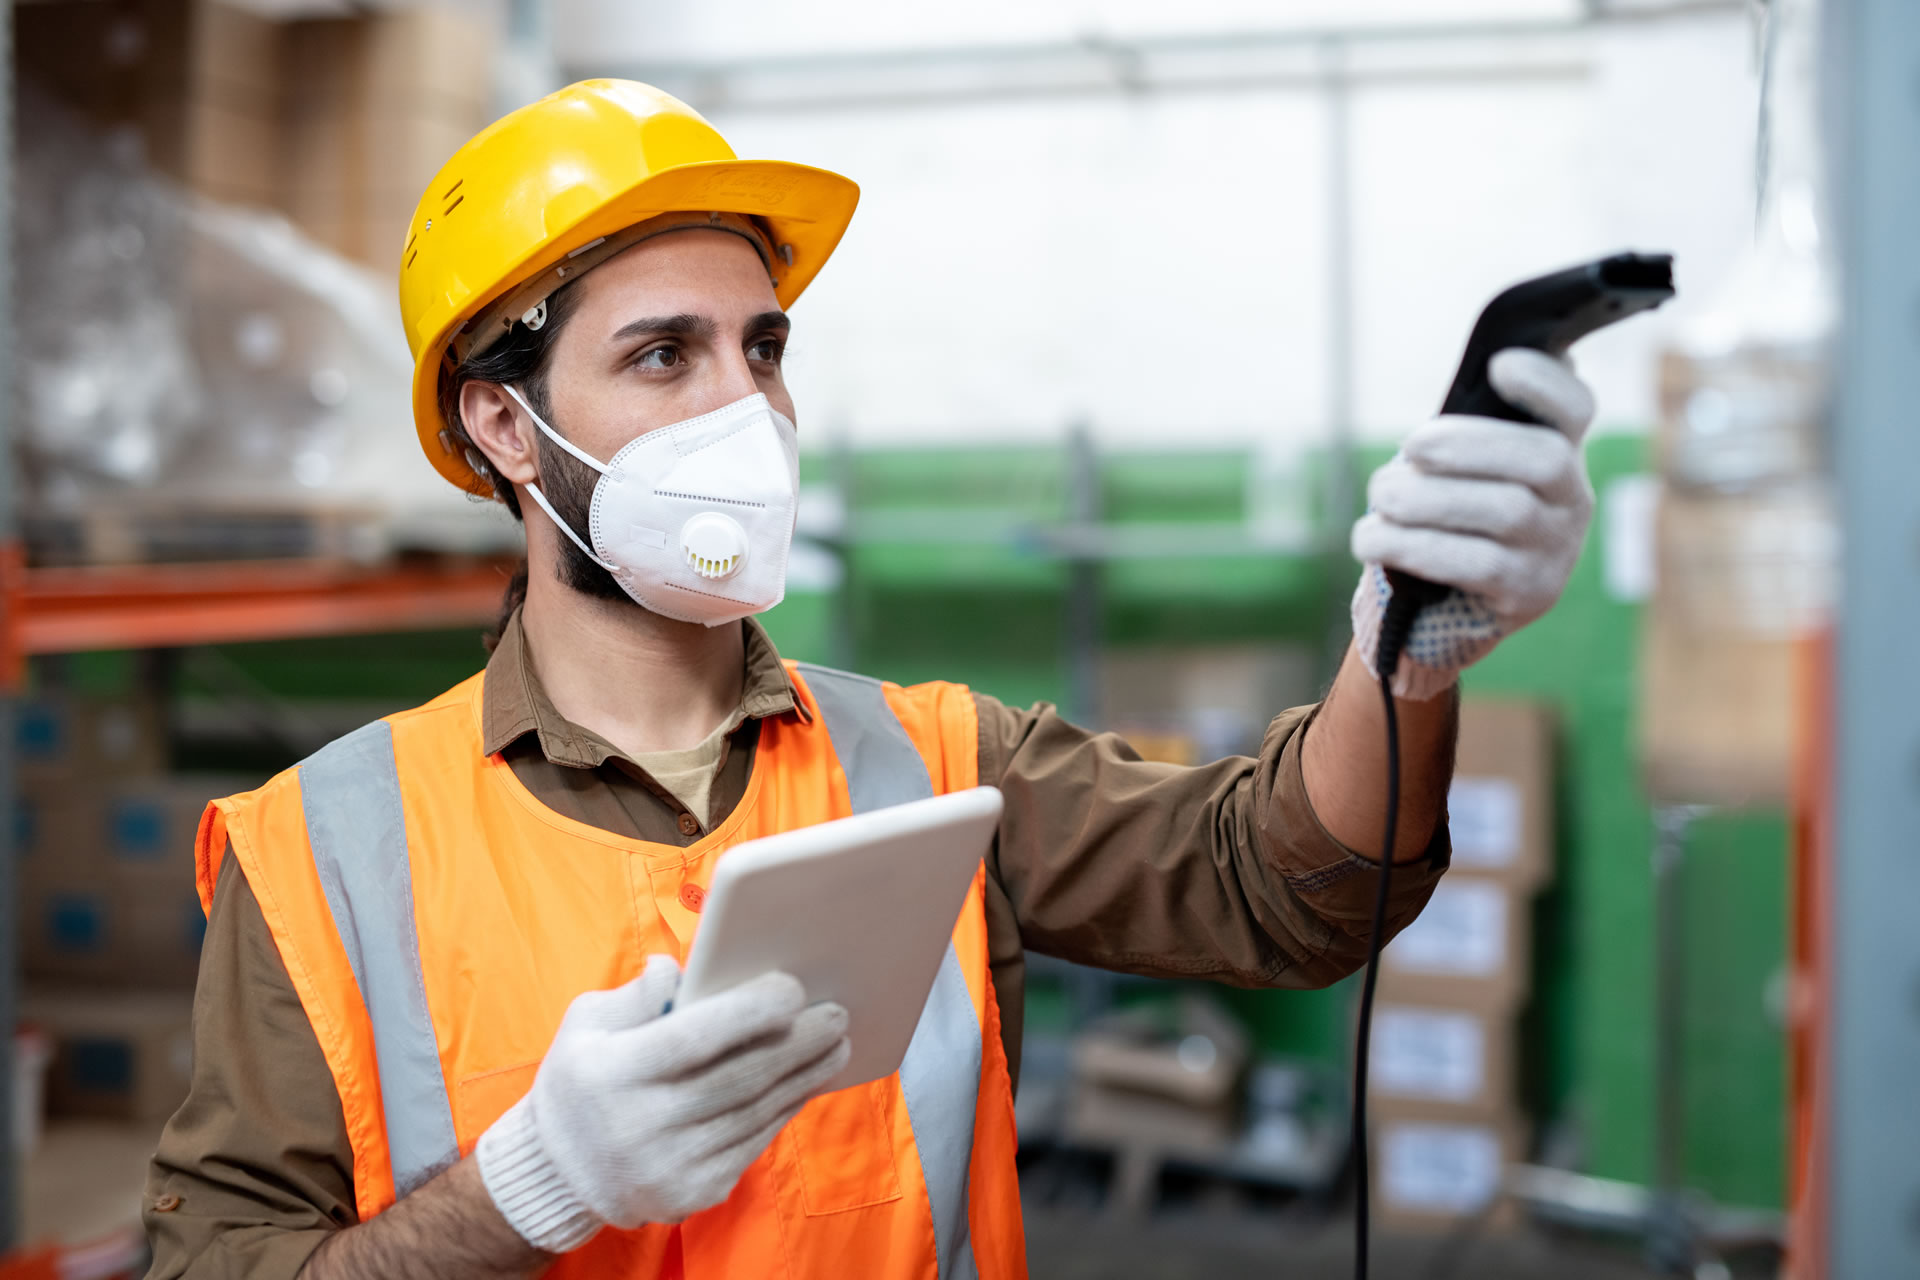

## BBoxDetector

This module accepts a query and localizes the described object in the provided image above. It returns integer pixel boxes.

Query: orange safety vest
[195,662,1027,1279]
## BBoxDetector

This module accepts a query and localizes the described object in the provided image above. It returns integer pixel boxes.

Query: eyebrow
[746,310,791,335]
[610,313,716,344]
[609,310,791,345]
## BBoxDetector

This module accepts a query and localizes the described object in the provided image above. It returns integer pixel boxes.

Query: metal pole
[1320,35,1357,687]
[826,433,857,672]
[1648,805,1711,1276]
[0,0,20,1249]
[1825,0,1920,1275]
[1063,423,1100,726]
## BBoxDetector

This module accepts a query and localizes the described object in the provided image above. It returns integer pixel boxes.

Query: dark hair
[438,281,582,650]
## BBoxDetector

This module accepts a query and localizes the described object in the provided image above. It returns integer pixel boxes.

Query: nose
[700,348,764,415]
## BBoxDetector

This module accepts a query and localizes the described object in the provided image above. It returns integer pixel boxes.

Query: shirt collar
[480,610,806,766]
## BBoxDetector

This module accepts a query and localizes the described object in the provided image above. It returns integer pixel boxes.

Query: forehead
[571,229,779,326]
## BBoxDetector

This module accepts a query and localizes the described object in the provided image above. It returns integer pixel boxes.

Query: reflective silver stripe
[298,720,458,1199]
[901,949,984,1280]
[795,664,982,1280]
[794,663,935,810]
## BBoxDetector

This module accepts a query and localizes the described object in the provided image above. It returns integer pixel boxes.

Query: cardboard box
[139,96,282,204]
[1450,701,1555,890]
[284,6,495,118]
[20,869,210,991]
[1070,996,1249,1108]
[17,0,281,116]
[92,774,260,885]
[17,0,283,197]
[20,0,495,256]
[19,874,123,986]
[21,989,195,1122]
[1367,1002,1516,1113]
[1063,1082,1239,1155]
[275,7,494,265]
[15,694,168,786]
[1372,1104,1528,1234]
[1638,486,1829,808]
[19,775,259,988]
[1379,877,1529,1010]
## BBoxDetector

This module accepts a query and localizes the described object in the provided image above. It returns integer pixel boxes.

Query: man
[144,80,1596,1279]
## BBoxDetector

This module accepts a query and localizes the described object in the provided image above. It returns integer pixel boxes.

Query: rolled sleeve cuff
[1259,702,1451,937]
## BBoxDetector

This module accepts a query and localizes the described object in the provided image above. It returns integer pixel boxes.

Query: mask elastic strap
[505,384,615,477]
[522,481,620,573]
[503,384,621,573]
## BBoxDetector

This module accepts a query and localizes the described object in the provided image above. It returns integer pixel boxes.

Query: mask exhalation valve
[681,512,750,580]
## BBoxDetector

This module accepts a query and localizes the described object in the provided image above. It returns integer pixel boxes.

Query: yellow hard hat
[399,79,860,495]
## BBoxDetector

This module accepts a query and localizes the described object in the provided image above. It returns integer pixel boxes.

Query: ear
[460,381,540,488]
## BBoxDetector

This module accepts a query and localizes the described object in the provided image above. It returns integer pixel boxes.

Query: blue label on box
[47,893,106,950]
[17,703,62,762]
[109,798,169,861]
[66,1037,134,1094]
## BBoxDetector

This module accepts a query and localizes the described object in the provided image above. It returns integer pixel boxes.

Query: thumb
[565,954,681,1033]
[1487,347,1595,444]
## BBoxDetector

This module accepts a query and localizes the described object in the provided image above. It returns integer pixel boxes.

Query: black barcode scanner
[1349,251,1674,1280]
[1372,252,1677,679]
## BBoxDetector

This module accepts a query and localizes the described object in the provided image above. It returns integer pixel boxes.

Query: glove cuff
[1350,567,1472,702]
[476,1095,603,1254]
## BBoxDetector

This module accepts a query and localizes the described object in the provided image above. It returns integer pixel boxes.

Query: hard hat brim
[413,157,859,497]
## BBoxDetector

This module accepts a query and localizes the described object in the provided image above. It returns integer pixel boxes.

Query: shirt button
[153,1194,182,1213]
[677,813,700,837]
[679,883,707,912]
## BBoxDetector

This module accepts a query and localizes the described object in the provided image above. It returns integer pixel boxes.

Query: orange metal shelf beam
[1,549,517,683]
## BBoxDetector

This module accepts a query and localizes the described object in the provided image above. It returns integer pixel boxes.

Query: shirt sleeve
[975,693,1449,989]
[143,850,354,1279]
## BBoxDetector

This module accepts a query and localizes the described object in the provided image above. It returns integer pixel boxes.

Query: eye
[635,344,682,370]
[747,337,785,366]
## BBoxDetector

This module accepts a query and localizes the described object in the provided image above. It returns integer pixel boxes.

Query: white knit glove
[1351,348,1597,700]
[476,956,851,1252]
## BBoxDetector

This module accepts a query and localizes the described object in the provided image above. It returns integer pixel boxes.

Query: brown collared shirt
[143,612,1448,1279]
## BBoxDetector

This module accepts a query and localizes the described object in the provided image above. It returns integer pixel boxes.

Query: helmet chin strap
[504,384,622,574]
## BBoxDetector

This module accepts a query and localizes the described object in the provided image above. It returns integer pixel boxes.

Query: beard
[534,428,633,607]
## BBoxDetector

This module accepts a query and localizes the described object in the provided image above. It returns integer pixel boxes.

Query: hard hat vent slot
[443,194,465,217]
[442,178,464,201]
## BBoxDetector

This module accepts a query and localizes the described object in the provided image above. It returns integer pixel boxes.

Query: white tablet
[678,786,1004,1091]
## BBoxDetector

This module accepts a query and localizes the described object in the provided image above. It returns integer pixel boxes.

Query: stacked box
[279,6,497,267]
[20,990,196,1123]
[1638,484,1826,807]
[1639,352,1832,808]
[18,0,498,268]
[19,769,263,990]
[16,0,284,206]
[1369,699,1553,1232]
[15,693,169,787]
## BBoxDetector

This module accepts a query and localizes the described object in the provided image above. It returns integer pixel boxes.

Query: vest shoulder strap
[789,662,934,811]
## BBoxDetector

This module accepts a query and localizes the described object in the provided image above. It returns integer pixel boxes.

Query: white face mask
[506,386,800,627]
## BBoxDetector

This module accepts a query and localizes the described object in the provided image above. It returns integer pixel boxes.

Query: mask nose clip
[681,512,749,580]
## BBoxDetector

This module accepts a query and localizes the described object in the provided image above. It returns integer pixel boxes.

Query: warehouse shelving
[0,550,518,683]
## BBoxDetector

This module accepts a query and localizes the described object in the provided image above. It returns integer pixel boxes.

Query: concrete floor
[1023,1209,1664,1279]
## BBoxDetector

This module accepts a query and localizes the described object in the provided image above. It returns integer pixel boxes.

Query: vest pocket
[789,1079,904,1215]
[454,1061,540,1151]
